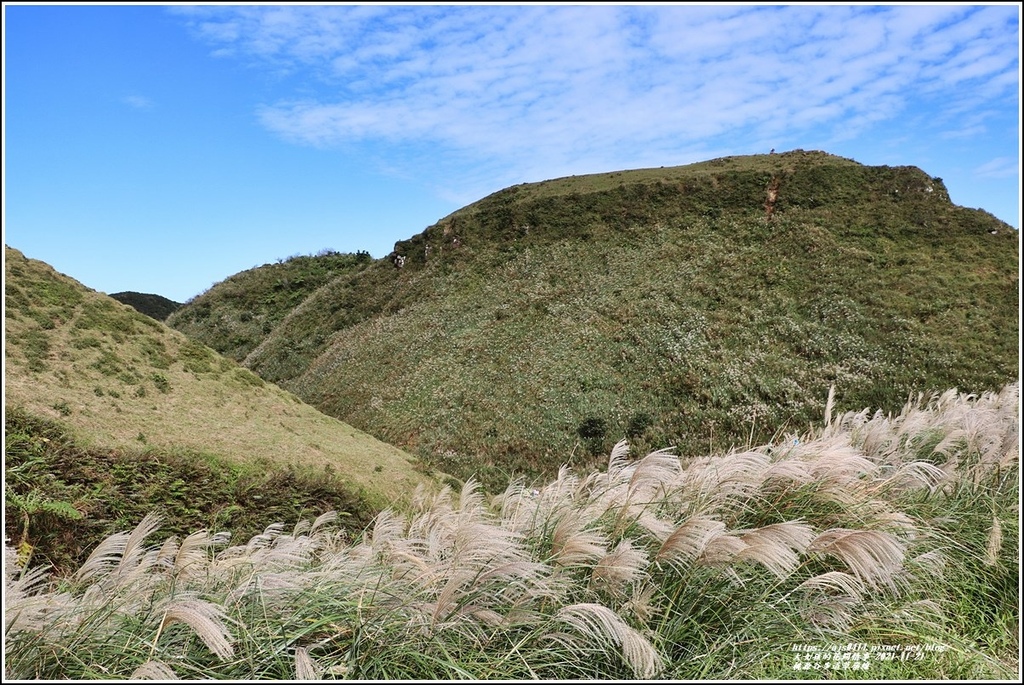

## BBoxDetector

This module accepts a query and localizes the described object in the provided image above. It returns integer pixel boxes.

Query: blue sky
[3,3,1020,303]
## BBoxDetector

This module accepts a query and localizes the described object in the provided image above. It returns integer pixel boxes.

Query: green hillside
[109,291,182,321]
[168,249,374,361]
[167,150,1019,490]
[4,246,437,572]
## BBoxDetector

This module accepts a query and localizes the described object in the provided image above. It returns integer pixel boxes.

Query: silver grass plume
[677,451,770,511]
[158,597,235,660]
[984,515,1003,567]
[793,570,867,630]
[550,511,608,567]
[591,539,649,596]
[294,646,324,680]
[734,521,815,580]
[656,517,727,564]
[809,528,905,591]
[130,660,179,680]
[554,602,663,678]
[626,447,682,501]
[824,383,836,430]
[74,512,163,587]
[4,563,69,635]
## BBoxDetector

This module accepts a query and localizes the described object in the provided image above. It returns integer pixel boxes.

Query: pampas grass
[4,383,1018,680]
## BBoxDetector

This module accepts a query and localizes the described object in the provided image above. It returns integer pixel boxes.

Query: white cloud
[173,4,1020,199]
[974,156,1019,180]
[122,94,154,110]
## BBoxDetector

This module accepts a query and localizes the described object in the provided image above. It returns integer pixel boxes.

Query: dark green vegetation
[169,249,373,361]
[168,151,1019,491]
[109,291,182,321]
[4,246,436,576]
[4,407,374,576]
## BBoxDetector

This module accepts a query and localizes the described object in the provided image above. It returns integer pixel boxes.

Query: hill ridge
[166,150,1019,490]
[4,245,435,506]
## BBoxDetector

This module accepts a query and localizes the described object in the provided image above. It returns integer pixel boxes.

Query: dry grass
[4,246,436,508]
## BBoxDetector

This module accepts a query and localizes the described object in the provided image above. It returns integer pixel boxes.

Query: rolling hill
[4,245,437,571]
[167,150,1019,490]
[109,291,182,321]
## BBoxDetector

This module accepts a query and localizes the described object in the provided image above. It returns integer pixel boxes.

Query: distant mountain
[4,246,437,571]
[168,150,1020,490]
[109,291,182,321]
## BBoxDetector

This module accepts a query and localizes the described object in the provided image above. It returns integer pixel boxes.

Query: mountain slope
[4,246,435,508]
[109,291,182,321]
[167,150,1020,489]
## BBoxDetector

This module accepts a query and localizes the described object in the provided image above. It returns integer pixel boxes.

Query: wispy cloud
[122,94,154,110]
[172,4,1019,201]
[974,156,1018,180]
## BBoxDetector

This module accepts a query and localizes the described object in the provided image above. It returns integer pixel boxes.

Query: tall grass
[5,384,1018,679]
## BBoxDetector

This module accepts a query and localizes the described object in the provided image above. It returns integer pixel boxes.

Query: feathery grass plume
[852,408,898,459]
[294,646,324,680]
[170,530,219,576]
[605,438,632,482]
[458,477,486,518]
[240,531,318,574]
[696,532,747,576]
[74,512,163,586]
[621,581,659,623]
[932,428,967,460]
[734,521,816,580]
[862,509,918,540]
[874,460,949,494]
[803,440,877,487]
[493,478,532,526]
[625,447,681,499]
[984,515,1003,567]
[310,510,339,534]
[824,383,836,430]
[634,510,677,545]
[4,563,68,635]
[792,570,867,630]
[369,509,406,556]
[245,521,288,553]
[158,597,235,660]
[762,455,814,486]
[420,568,481,629]
[677,451,770,512]
[291,518,313,538]
[130,660,179,680]
[907,549,946,577]
[809,528,905,591]
[451,516,528,569]
[655,517,727,564]
[550,511,608,567]
[591,539,649,596]
[554,602,663,679]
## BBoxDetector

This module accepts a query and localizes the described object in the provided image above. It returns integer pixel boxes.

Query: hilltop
[4,246,437,571]
[109,291,182,321]
[167,150,1019,489]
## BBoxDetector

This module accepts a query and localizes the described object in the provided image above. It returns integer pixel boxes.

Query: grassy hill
[167,150,1019,490]
[109,291,182,321]
[4,246,437,572]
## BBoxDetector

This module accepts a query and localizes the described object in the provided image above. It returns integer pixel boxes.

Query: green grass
[4,246,442,561]
[166,150,1018,492]
[5,383,1017,680]
[166,249,374,362]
